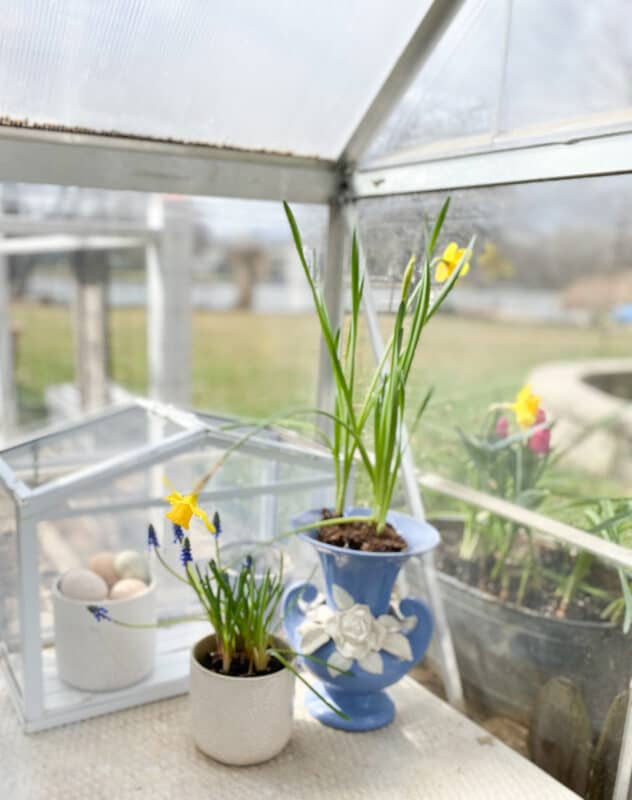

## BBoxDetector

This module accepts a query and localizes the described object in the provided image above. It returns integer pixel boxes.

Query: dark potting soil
[318,509,407,552]
[435,521,617,624]
[198,651,285,678]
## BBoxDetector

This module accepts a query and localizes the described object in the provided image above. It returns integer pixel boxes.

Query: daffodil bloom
[511,385,541,429]
[165,490,216,534]
[435,242,471,283]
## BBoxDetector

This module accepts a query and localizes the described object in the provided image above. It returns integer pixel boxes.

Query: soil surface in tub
[434,517,618,623]
[197,650,285,678]
[318,508,407,552]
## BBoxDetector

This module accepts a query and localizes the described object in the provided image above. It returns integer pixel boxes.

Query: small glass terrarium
[0,398,335,731]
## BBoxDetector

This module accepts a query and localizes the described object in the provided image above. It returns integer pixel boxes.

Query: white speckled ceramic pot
[52,577,157,691]
[190,634,295,765]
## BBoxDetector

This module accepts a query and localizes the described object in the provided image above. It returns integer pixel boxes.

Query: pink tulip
[495,415,509,438]
[528,408,551,454]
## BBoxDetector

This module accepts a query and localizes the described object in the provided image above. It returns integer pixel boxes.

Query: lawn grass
[10,301,632,507]
[12,300,632,422]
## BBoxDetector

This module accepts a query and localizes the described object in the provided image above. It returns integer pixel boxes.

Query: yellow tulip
[165,491,216,534]
[511,385,540,429]
[435,242,471,283]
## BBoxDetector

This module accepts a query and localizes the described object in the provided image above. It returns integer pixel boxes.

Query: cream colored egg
[88,551,118,586]
[109,578,148,601]
[114,550,150,583]
[60,568,108,602]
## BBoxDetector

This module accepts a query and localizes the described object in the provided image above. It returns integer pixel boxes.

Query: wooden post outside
[72,250,110,412]
[146,197,192,407]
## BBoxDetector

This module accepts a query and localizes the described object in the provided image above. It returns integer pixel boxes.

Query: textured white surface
[0,675,578,799]
[190,643,294,765]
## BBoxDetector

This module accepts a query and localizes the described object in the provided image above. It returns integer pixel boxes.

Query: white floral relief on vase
[297,583,417,677]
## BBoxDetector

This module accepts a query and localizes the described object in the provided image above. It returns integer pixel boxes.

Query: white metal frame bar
[0,126,338,204]
[349,129,632,198]
[420,472,632,572]
[316,201,347,418]
[16,508,44,721]
[0,215,154,237]
[0,208,16,443]
[52,474,335,520]
[0,235,144,255]
[340,0,466,166]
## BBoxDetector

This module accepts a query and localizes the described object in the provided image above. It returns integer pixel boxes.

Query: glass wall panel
[356,177,632,796]
[501,0,632,135]
[364,0,632,167]
[188,197,326,418]
[4,184,326,433]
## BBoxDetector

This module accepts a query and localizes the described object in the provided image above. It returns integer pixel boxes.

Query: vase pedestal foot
[305,682,395,731]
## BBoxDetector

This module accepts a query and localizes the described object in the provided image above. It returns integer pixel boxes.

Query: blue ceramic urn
[283,507,439,731]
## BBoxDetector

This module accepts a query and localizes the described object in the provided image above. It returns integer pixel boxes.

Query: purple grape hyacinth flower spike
[147,524,159,550]
[180,538,193,566]
[87,605,111,622]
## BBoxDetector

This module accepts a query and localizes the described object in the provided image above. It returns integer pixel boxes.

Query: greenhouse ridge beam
[339,0,465,167]
[349,129,632,198]
[0,126,338,204]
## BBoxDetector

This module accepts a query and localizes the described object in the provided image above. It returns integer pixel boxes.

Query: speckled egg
[109,578,148,601]
[88,551,118,586]
[114,550,150,583]
[60,568,108,601]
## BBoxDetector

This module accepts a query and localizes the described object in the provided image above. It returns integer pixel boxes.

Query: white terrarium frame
[0,396,337,732]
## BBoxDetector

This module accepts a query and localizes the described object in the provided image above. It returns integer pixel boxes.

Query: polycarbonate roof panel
[0,0,430,160]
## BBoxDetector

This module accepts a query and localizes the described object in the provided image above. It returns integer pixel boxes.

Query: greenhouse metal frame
[1,0,632,794]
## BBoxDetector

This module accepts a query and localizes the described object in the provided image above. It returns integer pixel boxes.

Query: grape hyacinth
[88,605,111,623]
[147,524,159,550]
[180,538,193,566]
[172,523,184,544]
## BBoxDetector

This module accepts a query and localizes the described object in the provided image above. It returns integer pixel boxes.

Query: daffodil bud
[401,255,416,300]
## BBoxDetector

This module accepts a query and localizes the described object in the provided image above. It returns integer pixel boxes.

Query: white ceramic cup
[52,577,157,692]
[190,634,295,765]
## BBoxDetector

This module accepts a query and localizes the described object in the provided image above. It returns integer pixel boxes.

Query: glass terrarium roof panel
[0,0,430,160]
[0,405,188,490]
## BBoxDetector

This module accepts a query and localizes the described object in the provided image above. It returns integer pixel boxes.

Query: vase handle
[282,581,318,648]
[398,597,434,666]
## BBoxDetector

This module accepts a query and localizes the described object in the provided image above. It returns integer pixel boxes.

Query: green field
[11,301,632,507]
[13,301,632,417]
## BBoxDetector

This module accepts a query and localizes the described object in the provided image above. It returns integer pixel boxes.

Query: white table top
[1,676,578,799]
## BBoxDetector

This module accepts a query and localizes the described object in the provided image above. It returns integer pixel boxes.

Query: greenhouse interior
[1,1,632,798]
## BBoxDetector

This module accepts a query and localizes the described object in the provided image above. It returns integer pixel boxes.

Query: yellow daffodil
[165,490,216,534]
[511,385,541,429]
[435,242,471,283]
